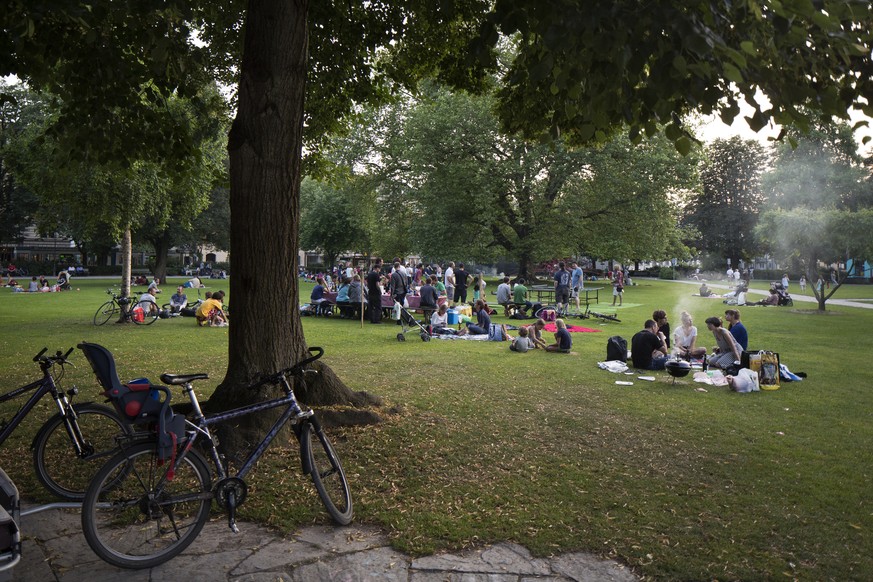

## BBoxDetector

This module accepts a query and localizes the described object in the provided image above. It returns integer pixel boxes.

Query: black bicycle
[80,345,352,569]
[94,289,159,326]
[574,305,621,323]
[0,349,130,500]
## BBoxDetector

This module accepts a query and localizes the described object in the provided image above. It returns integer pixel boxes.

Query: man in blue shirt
[724,309,748,351]
[570,261,585,313]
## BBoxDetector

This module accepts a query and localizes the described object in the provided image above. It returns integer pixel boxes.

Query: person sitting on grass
[545,318,572,353]
[137,288,159,315]
[465,299,491,335]
[631,319,669,370]
[431,303,467,336]
[673,311,707,360]
[196,290,227,327]
[704,316,741,369]
[521,318,548,349]
[169,286,188,314]
[510,325,534,352]
[699,283,713,297]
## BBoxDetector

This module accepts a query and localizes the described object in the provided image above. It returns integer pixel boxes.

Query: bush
[659,266,678,280]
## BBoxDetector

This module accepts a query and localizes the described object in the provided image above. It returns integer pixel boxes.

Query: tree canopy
[685,137,767,268]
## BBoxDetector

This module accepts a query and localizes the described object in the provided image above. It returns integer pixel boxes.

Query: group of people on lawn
[630,308,748,371]
[136,278,227,327]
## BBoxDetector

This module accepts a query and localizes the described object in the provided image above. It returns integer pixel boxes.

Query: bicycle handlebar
[33,347,75,366]
[247,347,324,390]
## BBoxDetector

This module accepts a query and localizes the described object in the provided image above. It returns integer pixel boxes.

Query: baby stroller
[394,303,431,342]
[772,283,793,306]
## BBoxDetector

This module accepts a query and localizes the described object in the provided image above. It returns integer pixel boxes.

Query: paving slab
[15,508,639,582]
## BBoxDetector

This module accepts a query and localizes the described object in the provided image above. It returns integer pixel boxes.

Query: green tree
[480,1,873,151]
[0,83,40,245]
[684,137,766,268]
[568,133,699,266]
[300,177,370,269]
[756,209,873,310]
[758,122,873,310]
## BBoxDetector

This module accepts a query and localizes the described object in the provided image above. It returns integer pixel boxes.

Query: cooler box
[447,310,459,325]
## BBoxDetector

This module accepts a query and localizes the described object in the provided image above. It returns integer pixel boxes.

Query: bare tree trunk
[117,225,132,323]
[149,230,171,283]
[208,0,380,450]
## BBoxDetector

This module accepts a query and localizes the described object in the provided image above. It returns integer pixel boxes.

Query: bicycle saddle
[160,373,209,385]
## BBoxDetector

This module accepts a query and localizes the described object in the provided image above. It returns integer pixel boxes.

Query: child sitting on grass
[545,318,572,353]
[510,326,534,352]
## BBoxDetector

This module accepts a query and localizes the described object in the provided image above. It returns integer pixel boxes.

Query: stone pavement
[18,505,639,582]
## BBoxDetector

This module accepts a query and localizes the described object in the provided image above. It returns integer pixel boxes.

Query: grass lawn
[1,277,871,580]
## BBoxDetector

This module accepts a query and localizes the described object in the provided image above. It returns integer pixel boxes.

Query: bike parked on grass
[0,349,130,500]
[93,289,159,326]
[78,343,352,569]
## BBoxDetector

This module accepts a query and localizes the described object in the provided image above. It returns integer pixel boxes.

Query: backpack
[606,335,627,362]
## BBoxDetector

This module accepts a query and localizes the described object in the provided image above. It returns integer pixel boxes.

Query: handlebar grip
[294,346,324,370]
[33,347,48,362]
[63,347,75,360]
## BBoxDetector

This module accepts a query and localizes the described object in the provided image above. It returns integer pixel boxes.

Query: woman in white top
[673,311,707,360]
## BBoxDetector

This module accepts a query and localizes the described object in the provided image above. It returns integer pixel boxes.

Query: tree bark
[208,0,380,450]
[121,225,131,298]
[149,230,171,283]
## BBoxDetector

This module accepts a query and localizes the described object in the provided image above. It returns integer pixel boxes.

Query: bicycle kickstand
[227,491,240,534]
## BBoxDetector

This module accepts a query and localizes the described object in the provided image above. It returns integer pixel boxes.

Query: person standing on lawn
[571,261,585,313]
[366,260,383,324]
[612,268,624,306]
[453,262,471,306]
[554,261,571,316]
[444,262,455,306]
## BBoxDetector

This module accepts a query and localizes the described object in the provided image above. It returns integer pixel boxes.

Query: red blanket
[543,323,601,333]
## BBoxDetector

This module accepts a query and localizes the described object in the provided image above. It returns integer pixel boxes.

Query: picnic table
[320,292,446,316]
[528,286,602,306]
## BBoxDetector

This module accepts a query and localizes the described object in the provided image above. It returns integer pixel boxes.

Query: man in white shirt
[444,262,455,306]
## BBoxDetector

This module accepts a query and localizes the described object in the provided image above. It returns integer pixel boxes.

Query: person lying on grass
[545,318,572,353]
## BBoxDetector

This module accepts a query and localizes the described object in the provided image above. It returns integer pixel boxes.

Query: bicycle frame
[0,376,69,446]
[178,386,311,482]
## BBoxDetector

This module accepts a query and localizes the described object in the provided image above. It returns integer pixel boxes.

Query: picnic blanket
[543,323,601,333]
[431,333,491,341]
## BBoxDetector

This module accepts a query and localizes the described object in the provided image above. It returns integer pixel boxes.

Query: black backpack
[607,335,627,362]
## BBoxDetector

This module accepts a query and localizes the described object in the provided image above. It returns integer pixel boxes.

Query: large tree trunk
[149,230,171,283]
[208,0,380,450]
[120,226,131,299]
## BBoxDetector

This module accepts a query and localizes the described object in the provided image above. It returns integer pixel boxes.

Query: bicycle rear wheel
[82,442,212,569]
[32,403,131,501]
[133,300,160,325]
[300,419,353,525]
[93,301,118,326]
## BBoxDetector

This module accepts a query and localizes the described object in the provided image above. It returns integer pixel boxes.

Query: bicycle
[93,289,159,326]
[575,305,621,323]
[79,344,352,569]
[0,348,130,500]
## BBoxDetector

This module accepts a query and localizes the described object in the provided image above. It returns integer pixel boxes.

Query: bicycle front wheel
[300,419,353,525]
[93,301,119,326]
[82,442,212,569]
[132,300,160,325]
[33,403,131,501]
